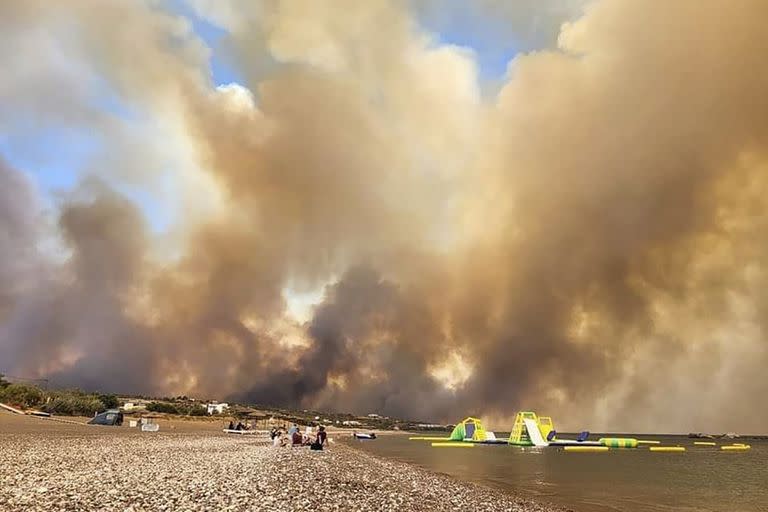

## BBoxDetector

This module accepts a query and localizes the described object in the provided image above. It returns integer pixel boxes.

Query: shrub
[187,404,208,416]
[0,383,45,408]
[41,392,104,416]
[146,402,179,414]
[98,394,119,410]
[0,374,10,389]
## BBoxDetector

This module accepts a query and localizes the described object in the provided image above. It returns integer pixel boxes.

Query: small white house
[342,420,362,426]
[206,403,229,415]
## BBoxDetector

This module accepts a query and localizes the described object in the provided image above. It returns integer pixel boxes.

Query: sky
[2,0,768,433]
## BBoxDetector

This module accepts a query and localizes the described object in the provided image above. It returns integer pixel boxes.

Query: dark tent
[88,409,124,426]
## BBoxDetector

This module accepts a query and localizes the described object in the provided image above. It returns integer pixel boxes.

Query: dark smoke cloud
[2,0,768,432]
[0,159,40,324]
[1,179,157,393]
[238,266,457,418]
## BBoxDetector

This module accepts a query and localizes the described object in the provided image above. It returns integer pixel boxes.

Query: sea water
[346,434,768,511]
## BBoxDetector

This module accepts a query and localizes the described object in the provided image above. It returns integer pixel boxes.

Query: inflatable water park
[410,412,751,452]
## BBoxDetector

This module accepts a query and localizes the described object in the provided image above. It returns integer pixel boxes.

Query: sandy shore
[0,412,562,511]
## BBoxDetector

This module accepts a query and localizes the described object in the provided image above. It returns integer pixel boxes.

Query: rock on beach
[0,413,562,511]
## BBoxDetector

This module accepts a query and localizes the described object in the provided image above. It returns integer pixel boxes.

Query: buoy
[649,446,685,452]
[721,445,750,451]
[431,442,474,447]
[637,440,661,445]
[599,437,638,448]
[693,441,717,446]
[410,436,450,441]
[564,446,609,452]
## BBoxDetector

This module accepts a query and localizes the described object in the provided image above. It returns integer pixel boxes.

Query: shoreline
[0,411,564,511]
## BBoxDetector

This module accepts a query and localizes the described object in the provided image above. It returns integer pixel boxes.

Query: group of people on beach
[270,423,328,450]
[227,421,249,431]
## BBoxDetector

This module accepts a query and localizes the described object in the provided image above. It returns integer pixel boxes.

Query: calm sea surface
[345,434,768,512]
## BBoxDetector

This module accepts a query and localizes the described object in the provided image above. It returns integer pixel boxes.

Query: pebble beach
[0,412,563,512]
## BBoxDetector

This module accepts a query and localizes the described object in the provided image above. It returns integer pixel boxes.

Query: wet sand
[0,411,563,511]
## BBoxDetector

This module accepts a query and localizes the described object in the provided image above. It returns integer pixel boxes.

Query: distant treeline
[0,374,212,417]
[0,374,446,426]
[145,401,207,416]
[0,375,118,416]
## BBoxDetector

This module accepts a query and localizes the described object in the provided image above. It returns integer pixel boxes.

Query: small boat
[26,410,51,417]
[353,432,377,440]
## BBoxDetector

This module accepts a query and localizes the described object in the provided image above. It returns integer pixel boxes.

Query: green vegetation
[146,401,180,414]
[99,394,120,409]
[0,383,44,408]
[42,391,104,416]
[146,401,208,416]
[0,383,119,416]
[0,375,443,428]
[187,404,208,416]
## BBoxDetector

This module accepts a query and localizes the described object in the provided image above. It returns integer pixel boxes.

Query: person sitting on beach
[311,426,328,451]
[228,421,235,430]
[292,430,303,447]
[288,423,298,437]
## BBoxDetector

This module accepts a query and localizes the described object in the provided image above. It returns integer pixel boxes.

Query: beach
[0,412,561,512]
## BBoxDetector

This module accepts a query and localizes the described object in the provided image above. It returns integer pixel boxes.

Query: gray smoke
[2,0,768,432]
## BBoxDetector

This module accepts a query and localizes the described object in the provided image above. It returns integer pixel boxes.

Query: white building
[342,420,362,426]
[206,403,229,415]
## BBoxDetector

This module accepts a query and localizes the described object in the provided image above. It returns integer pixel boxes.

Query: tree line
[0,374,118,416]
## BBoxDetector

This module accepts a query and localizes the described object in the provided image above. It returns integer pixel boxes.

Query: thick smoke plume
[2,0,768,432]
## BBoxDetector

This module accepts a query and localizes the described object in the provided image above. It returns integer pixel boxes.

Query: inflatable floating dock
[409,411,753,454]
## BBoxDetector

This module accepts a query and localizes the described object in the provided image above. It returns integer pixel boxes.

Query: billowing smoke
[2,0,768,432]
